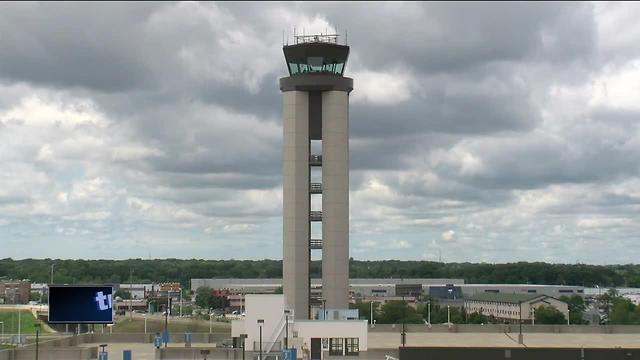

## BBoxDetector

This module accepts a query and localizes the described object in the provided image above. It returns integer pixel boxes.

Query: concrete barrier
[0,347,97,360]
[370,324,640,334]
[400,346,640,360]
[156,347,244,360]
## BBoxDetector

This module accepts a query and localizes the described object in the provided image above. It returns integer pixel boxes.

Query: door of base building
[311,338,322,360]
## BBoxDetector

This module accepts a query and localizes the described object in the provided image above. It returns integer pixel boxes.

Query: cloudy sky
[1,2,639,263]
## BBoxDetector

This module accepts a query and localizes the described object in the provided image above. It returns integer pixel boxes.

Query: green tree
[349,301,378,323]
[609,297,640,324]
[467,311,488,324]
[535,305,566,324]
[114,289,131,300]
[560,295,587,324]
[379,300,423,324]
[195,286,213,309]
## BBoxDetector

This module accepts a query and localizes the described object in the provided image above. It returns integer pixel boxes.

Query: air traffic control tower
[280,34,353,319]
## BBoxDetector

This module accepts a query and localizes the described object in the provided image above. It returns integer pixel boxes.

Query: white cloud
[442,230,455,241]
[351,70,412,105]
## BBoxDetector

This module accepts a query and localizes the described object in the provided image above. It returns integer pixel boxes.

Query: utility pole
[370,302,374,325]
[17,308,21,346]
[50,264,54,284]
[258,319,264,360]
[35,322,41,360]
[518,301,523,344]
[401,295,406,347]
[129,268,133,319]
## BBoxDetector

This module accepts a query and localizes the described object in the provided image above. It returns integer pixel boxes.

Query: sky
[0,2,639,263]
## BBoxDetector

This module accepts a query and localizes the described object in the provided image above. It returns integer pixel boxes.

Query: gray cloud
[0,2,639,263]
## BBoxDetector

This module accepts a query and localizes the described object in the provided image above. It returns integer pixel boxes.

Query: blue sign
[48,285,114,324]
[283,348,297,360]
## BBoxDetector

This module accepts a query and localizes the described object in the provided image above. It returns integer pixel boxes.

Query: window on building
[345,338,359,356]
[559,290,574,293]
[330,338,343,356]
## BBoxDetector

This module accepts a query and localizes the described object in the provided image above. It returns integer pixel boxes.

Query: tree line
[349,295,586,325]
[1,258,640,288]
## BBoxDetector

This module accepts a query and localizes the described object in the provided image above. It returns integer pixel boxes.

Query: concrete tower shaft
[282,90,310,319]
[280,35,353,319]
[321,91,350,310]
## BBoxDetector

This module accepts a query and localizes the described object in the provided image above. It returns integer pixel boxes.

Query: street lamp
[321,299,327,320]
[257,319,264,360]
[518,301,523,345]
[284,309,291,349]
[0,321,4,345]
[567,309,570,325]
[532,307,535,325]
[370,301,374,326]
[401,296,406,347]
[240,333,248,360]
[35,322,42,360]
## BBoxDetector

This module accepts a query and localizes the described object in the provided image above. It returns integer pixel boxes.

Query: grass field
[0,310,45,334]
[110,317,230,334]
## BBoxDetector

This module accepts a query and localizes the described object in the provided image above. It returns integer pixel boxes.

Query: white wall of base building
[232,294,368,356]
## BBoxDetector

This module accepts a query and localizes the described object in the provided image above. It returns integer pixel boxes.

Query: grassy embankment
[0,310,45,335]
[109,317,230,333]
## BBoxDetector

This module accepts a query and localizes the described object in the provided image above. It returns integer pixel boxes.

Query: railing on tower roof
[294,34,340,45]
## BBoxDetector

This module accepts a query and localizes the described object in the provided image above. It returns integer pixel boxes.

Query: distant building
[0,280,31,304]
[456,284,585,298]
[464,293,569,324]
[191,278,464,308]
[115,283,155,299]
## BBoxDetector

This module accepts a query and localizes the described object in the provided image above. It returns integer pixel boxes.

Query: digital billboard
[48,285,114,324]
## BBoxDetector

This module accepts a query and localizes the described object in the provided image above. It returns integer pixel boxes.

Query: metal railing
[310,183,322,193]
[310,238,323,250]
[294,34,339,45]
[309,155,322,166]
[310,211,322,221]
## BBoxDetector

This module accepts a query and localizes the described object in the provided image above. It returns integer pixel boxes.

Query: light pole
[35,322,41,360]
[17,308,21,346]
[427,302,431,325]
[321,299,327,320]
[401,296,406,347]
[370,301,373,325]
[518,301,523,344]
[567,309,570,325]
[209,312,212,334]
[0,321,3,345]
[257,319,264,360]
[284,309,290,349]
[144,314,147,334]
[179,288,183,318]
[50,263,55,284]
[447,305,451,325]
[240,333,248,360]
[129,268,133,319]
[532,307,535,325]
